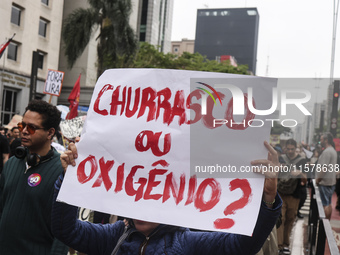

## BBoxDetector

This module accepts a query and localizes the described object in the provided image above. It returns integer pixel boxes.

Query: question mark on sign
[213,178,252,229]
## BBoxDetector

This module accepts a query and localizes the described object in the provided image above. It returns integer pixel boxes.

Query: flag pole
[0,43,5,125]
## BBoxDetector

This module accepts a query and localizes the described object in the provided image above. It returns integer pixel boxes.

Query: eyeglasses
[17,122,45,135]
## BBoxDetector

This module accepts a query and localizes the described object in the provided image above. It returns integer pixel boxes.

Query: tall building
[134,0,174,53]
[194,8,259,74]
[294,100,327,145]
[57,0,174,107]
[0,0,64,125]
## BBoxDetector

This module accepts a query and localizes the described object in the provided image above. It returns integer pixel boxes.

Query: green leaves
[62,0,137,76]
[62,8,98,68]
[128,42,250,75]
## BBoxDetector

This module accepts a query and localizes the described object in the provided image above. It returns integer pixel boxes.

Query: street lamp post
[329,0,340,137]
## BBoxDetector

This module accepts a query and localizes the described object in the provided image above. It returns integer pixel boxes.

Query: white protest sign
[43,69,64,96]
[60,116,86,140]
[57,69,277,236]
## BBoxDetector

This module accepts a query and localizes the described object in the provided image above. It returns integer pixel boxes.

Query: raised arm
[52,143,125,254]
[185,141,282,254]
[251,141,280,208]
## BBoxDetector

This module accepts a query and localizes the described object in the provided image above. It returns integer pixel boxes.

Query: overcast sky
[171,0,340,123]
[171,0,338,81]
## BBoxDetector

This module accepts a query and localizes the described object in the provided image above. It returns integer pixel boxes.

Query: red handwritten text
[76,155,232,214]
[93,85,256,130]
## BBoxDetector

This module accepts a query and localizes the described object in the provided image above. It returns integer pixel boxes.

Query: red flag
[66,74,81,120]
[0,34,16,59]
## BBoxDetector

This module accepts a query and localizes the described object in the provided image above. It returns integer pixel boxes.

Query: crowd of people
[267,134,338,255]
[0,99,339,255]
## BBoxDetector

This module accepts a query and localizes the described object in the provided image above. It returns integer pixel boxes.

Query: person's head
[285,139,297,158]
[320,133,334,148]
[11,127,20,138]
[19,100,61,154]
[312,149,319,158]
[132,219,160,236]
[0,126,4,136]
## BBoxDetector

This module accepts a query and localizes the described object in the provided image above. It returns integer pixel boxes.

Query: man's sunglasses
[17,122,45,135]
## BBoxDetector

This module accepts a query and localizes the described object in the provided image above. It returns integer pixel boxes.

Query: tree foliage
[62,0,137,77]
[115,42,250,75]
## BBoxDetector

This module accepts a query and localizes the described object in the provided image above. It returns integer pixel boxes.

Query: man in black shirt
[0,133,9,174]
[0,100,67,255]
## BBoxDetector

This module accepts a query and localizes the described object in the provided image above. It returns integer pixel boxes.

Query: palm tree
[62,0,138,77]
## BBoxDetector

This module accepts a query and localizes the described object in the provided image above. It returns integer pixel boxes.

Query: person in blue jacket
[52,141,282,255]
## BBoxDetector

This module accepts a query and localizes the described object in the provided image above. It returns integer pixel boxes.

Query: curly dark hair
[24,100,61,137]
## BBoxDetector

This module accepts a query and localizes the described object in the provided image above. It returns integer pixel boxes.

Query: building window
[41,0,49,6]
[139,0,148,41]
[198,10,229,17]
[7,42,18,61]
[1,89,17,126]
[37,52,45,69]
[11,5,21,26]
[39,18,48,37]
[247,10,257,16]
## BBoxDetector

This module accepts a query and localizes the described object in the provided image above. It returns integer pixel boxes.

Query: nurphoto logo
[197,82,312,128]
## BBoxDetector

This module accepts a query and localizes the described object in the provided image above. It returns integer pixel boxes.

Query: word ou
[213,118,298,128]
[200,84,312,116]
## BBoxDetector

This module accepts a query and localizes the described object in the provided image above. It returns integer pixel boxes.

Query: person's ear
[47,128,55,140]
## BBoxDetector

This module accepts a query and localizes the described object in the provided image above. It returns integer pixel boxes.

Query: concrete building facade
[171,38,195,55]
[294,100,327,145]
[134,0,173,53]
[0,0,64,125]
[0,0,174,125]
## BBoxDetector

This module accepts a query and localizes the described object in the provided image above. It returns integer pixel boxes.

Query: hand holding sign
[60,142,78,172]
[251,141,279,208]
